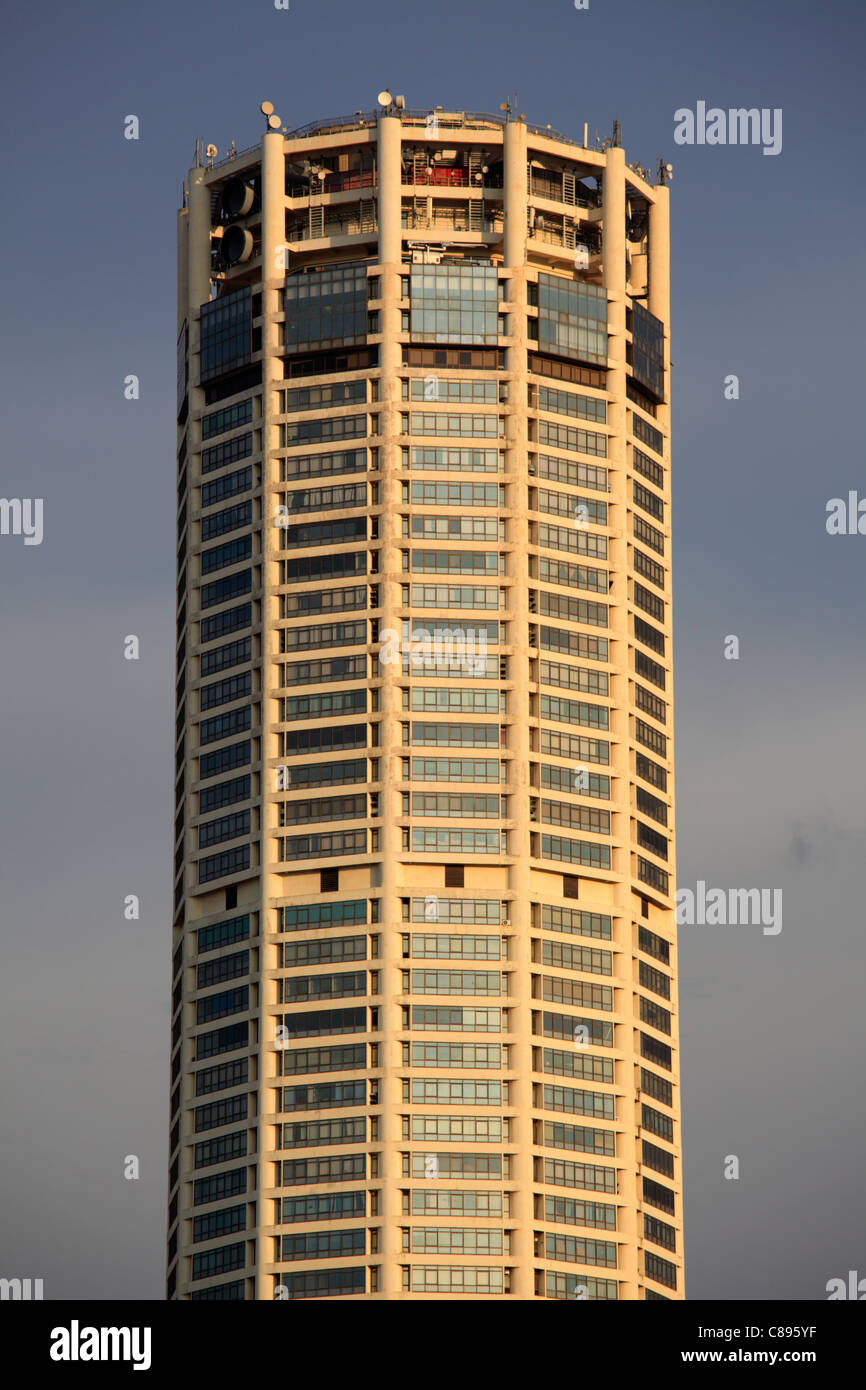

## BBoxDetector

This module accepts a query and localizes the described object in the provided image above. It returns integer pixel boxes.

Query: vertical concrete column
[375,112,405,1298]
[176,164,212,1298]
[177,202,189,335]
[186,165,211,341]
[602,145,640,1298]
[648,185,671,439]
[257,129,286,1300]
[647,180,682,1295]
[503,117,534,1298]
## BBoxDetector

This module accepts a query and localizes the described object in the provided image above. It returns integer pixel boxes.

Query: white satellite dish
[377,90,392,108]
[205,144,218,160]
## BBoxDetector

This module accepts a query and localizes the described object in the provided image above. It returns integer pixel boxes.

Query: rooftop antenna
[261,100,282,131]
[656,158,674,185]
[612,120,622,147]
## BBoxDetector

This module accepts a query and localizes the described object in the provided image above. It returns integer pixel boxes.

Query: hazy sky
[1,0,864,1300]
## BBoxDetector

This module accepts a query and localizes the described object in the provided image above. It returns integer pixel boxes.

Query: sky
[1,0,864,1301]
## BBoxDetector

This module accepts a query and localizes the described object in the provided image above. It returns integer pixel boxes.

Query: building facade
[169,100,682,1300]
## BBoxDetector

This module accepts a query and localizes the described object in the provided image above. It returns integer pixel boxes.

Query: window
[195,1058,248,1096]
[644,1214,677,1251]
[200,673,252,713]
[642,1140,675,1177]
[412,829,502,854]
[197,914,250,954]
[537,274,607,365]
[201,536,253,578]
[542,978,612,1011]
[639,995,671,1035]
[644,1250,677,1290]
[280,517,366,550]
[544,1158,615,1193]
[643,1176,675,1214]
[279,1008,366,1041]
[284,264,368,352]
[543,1084,614,1120]
[631,303,665,401]
[194,1095,248,1133]
[410,265,499,345]
[544,1273,618,1300]
[201,399,253,441]
[201,504,252,543]
[537,419,607,458]
[640,1032,672,1072]
[282,415,366,446]
[281,380,366,412]
[537,385,606,423]
[411,1006,501,1033]
[280,1192,366,1223]
[640,1067,672,1108]
[193,1167,246,1206]
[191,1241,246,1280]
[543,1121,615,1156]
[281,1117,366,1148]
[409,446,500,473]
[280,447,366,481]
[202,433,253,475]
[275,1268,365,1300]
[542,1047,613,1085]
[542,905,611,940]
[194,1130,247,1169]
[541,940,611,975]
[409,1266,504,1293]
[411,969,502,996]
[279,907,370,937]
[538,556,608,595]
[535,453,608,494]
[202,467,253,509]
[194,1021,249,1062]
[538,522,607,561]
[198,846,251,883]
[545,1232,616,1267]
[200,288,252,384]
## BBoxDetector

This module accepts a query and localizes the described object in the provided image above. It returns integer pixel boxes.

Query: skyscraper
[169,99,682,1301]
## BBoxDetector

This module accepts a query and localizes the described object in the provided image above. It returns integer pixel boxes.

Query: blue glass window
[538,274,607,365]
[285,264,367,351]
[200,288,252,384]
[632,302,665,400]
[410,265,499,345]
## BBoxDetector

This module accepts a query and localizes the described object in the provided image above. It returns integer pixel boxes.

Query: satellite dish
[222,179,255,218]
[261,101,274,115]
[222,225,254,265]
[268,113,282,130]
[377,90,392,108]
[205,144,218,160]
